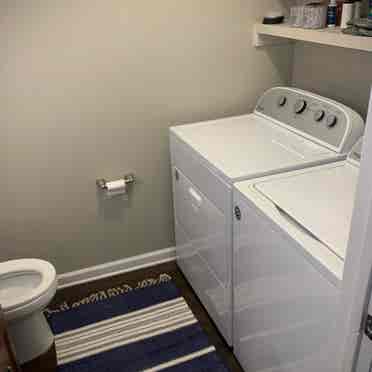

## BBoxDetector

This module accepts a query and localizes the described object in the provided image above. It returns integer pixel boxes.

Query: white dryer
[170,87,363,346]
[233,138,363,371]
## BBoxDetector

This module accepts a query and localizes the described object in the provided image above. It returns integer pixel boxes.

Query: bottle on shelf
[327,0,337,27]
[341,1,355,29]
[336,0,343,26]
[354,0,362,20]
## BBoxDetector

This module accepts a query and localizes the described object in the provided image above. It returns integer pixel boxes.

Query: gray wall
[292,43,372,119]
[1,1,292,273]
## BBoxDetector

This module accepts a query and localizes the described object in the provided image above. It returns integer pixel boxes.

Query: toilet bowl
[0,259,57,364]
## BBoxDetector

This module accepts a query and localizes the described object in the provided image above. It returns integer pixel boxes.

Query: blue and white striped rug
[45,274,230,372]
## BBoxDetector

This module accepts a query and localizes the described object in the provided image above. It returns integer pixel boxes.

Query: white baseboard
[57,247,176,289]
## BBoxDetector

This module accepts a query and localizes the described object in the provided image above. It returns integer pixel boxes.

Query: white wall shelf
[254,23,372,52]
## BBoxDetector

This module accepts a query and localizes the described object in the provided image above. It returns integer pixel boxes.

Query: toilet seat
[0,259,57,321]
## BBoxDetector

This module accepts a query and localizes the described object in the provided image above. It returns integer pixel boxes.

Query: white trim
[57,247,176,289]
[340,89,372,372]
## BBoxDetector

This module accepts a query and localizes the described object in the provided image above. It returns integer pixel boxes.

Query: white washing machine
[233,138,363,372]
[169,87,363,346]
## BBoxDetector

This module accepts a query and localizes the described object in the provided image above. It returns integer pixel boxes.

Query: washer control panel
[254,87,361,151]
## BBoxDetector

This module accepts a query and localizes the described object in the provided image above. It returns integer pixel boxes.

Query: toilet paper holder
[96,173,136,191]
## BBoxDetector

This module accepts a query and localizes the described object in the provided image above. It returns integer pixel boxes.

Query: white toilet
[0,259,57,364]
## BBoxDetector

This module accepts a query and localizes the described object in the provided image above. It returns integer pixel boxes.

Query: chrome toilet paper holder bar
[96,173,136,190]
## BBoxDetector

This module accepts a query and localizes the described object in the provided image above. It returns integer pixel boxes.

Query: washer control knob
[294,99,307,114]
[326,114,338,128]
[314,110,325,122]
[277,96,287,107]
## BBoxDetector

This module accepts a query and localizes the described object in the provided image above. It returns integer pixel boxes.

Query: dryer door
[172,167,231,344]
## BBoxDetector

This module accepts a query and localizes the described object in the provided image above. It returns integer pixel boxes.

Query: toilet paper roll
[106,179,126,192]
[105,188,129,200]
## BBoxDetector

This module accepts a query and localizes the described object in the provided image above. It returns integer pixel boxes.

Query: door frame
[338,87,372,372]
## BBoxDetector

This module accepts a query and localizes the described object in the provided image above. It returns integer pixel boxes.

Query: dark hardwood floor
[48,261,244,372]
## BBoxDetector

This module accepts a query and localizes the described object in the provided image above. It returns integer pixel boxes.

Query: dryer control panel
[255,87,364,153]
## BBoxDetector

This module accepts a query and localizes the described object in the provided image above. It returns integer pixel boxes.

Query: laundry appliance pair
[170,87,364,371]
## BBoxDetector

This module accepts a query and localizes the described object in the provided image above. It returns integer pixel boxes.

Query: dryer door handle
[188,187,203,206]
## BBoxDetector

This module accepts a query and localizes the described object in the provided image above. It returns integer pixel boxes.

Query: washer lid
[171,114,334,183]
[254,162,359,260]
[0,259,56,311]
